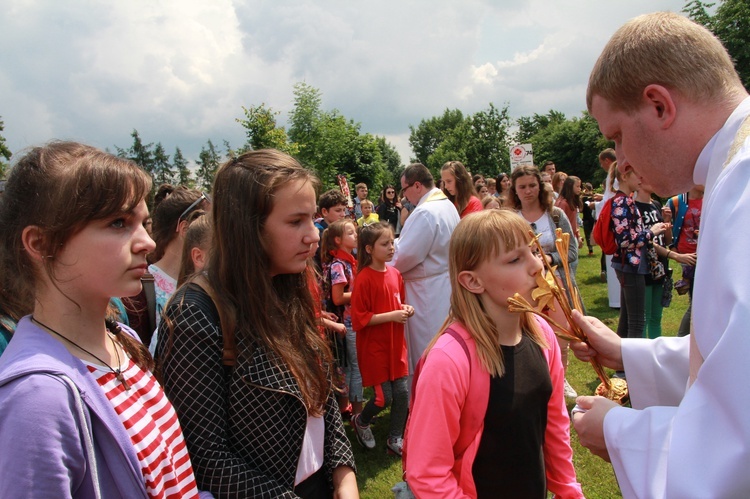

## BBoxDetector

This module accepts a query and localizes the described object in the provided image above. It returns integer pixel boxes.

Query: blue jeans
[345,322,363,402]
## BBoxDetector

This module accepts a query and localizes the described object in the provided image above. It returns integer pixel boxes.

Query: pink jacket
[404,318,583,498]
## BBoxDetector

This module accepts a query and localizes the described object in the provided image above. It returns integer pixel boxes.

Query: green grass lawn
[349,245,690,498]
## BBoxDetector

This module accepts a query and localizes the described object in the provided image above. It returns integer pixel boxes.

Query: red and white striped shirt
[85,353,199,499]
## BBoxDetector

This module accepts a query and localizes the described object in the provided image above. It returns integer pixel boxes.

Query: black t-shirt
[635,199,668,284]
[376,202,399,232]
[472,335,552,498]
[581,195,595,223]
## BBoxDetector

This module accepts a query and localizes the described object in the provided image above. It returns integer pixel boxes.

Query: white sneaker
[563,379,578,399]
[386,436,403,457]
[353,414,376,450]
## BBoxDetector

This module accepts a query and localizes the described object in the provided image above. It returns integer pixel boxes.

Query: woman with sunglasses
[376,185,401,234]
[125,186,209,351]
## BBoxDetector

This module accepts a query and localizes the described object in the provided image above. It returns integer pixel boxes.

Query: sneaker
[386,436,404,457]
[563,379,578,399]
[353,414,376,450]
[600,271,607,283]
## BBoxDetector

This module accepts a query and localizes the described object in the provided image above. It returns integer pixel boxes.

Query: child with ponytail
[321,219,364,420]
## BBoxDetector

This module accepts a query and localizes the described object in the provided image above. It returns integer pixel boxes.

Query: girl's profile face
[623,171,641,193]
[49,199,155,302]
[573,180,582,196]
[263,179,319,276]
[367,230,395,264]
[514,175,540,208]
[468,239,543,315]
[441,171,457,196]
[338,222,358,252]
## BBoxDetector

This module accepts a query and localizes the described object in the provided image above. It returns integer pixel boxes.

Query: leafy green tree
[373,136,403,188]
[173,147,193,187]
[684,0,750,89]
[0,117,11,178]
[409,104,512,178]
[520,111,612,184]
[236,104,299,155]
[195,140,221,191]
[408,109,464,166]
[463,103,513,176]
[152,142,175,186]
[288,82,323,161]
[514,110,567,146]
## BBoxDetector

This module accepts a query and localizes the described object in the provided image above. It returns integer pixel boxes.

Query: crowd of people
[0,11,747,498]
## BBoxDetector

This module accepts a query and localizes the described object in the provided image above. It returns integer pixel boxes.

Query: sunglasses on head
[179,192,211,222]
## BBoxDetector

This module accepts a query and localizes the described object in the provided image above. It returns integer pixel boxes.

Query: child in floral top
[609,164,669,346]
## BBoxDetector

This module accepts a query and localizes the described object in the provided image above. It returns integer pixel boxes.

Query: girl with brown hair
[157,149,357,498]
[440,161,482,218]
[0,141,203,497]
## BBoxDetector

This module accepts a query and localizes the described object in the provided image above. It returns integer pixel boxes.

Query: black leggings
[616,270,646,339]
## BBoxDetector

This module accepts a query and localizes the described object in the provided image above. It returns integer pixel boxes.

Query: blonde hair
[360,199,374,210]
[587,12,744,112]
[481,196,500,210]
[551,172,568,193]
[427,210,548,377]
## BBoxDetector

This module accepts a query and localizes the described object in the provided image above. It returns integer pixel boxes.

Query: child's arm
[366,309,410,326]
[322,316,346,336]
[331,283,351,307]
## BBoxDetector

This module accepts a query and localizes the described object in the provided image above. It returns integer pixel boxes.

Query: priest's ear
[457,270,484,295]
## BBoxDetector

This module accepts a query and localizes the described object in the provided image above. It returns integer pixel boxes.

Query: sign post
[509,144,534,170]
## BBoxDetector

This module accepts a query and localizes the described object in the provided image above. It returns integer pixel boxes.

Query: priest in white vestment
[571,12,750,498]
[391,163,459,374]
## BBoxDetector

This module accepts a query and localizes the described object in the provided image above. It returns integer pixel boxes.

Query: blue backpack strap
[669,193,688,247]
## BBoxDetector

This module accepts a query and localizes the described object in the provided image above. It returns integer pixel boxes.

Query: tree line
[2,0,747,189]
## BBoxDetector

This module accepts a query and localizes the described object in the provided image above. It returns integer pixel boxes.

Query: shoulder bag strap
[141,273,156,334]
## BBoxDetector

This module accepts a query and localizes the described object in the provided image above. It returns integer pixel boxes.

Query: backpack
[592,192,625,255]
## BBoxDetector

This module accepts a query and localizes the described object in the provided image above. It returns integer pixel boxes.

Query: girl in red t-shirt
[351,222,414,456]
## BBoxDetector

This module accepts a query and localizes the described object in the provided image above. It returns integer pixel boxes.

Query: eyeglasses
[179,192,211,222]
[402,182,417,194]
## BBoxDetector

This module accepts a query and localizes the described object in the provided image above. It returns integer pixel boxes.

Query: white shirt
[390,187,460,371]
[604,96,750,498]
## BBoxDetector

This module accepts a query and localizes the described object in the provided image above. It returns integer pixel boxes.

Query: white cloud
[1,0,690,168]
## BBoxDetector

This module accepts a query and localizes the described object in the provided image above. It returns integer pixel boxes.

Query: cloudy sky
[1,0,691,167]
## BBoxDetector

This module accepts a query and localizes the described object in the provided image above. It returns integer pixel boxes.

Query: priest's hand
[572,395,618,462]
[570,310,624,371]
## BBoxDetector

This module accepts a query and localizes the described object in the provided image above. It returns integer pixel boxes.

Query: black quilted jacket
[157,285,355,498]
